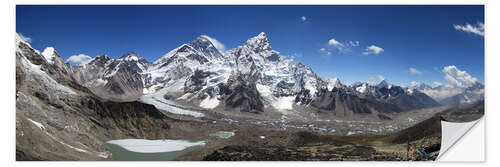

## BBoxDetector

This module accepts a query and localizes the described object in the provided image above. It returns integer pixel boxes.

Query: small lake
[105,139,205,161]
[210,131,235,139]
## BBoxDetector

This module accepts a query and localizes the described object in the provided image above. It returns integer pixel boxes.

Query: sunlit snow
[199,96,220,109]
[41,47,56,64]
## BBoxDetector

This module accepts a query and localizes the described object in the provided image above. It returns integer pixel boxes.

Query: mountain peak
[245,32,272,52]
[257,32,267,38]
[89,54,111,65]
[119,51,143,61]
[192,35,218,49]
[195,35,213,43]
[326,77,343,91]
[41,47,58,64]
[96,54,110,60]
[377,79,389,88]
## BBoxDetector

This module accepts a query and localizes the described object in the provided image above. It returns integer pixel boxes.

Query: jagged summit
[154,35,224,65]
[245,32,272,52]
[119,51,142,61]
[88,54,111,66]
[191,35,224,59]
[377,79,390,88]
[41,47,58,65]
[326,77,343,91]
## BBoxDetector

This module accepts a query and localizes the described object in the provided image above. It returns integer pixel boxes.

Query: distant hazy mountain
[411,81,484,106]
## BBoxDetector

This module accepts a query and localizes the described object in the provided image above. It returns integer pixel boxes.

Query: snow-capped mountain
[411,81,484,106]
[71,52,147,100]
[221,32,325,112]
[118,51,151,72]
[325,78,343,91]
[40,47,74,77]
[64,32,441,117]
[328,80,441,112]
[141,35,230,94]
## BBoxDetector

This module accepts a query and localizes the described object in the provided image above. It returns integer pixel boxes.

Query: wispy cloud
[201,35,225,52]
[347,41,360,47]
[321,36,362,56]
[67,54,93,65]
[409,67,423,75]
[319,48,332,56]
[362,45,384,55]
[288,53,303,59]
[453,22,484,36]
[300,16,308,24]
[17,33,32,43]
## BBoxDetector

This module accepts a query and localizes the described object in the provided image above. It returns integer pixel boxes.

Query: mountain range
[410,81,484,107]
[16,32,485,119]
[64,32,468,118]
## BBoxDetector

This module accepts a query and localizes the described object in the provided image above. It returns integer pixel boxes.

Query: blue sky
[16,5,484,86]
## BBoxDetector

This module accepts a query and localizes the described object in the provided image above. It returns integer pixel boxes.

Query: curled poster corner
[437,118,482,161]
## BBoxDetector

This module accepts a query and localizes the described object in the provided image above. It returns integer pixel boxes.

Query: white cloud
[17,33,32,43]
[418,66,481,100]
[362,45,384,55]
[319,48,326,52]
[409,67,423,75]
[442,65,478,88]
[453,22,484,36]
[67,54,93,65]
[328,38,344,47]
[200,35,225,52]
[300,16,308,23]
[347,41,360,47]
[288,53,303,59]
